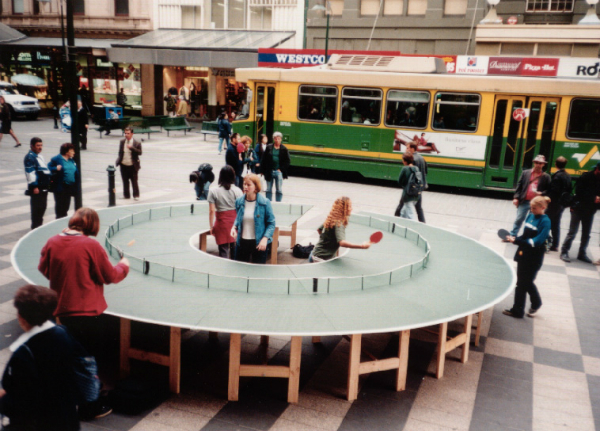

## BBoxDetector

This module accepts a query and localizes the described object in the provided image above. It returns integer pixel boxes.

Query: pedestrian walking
[24,137,50,229]
[395,141,427,222]
[38,207,129,420]
[309,197,371,262]
[115,127,142,200]
[506,155,550,240]
[261,131,290,202]
[117,88,127,109]
[48,143,80,219]
[190,163,214,201]
[226,133,244,188]
[253,134,268,174]
[0,95,22,147]
[231,174,276,264]
[546,156,572,251]
[77,100,89,150]
[218,112,232,154]
[503,196,551,318]
[560,162,600,263]
[208,166,243,259]
[397,153,422,220]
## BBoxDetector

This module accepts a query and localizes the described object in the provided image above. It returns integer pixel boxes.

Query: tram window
[385,90,429,129]
[298,85,338,123]
[539,102,557,163]
[567,99,600,141]
[340,87,382,125]
[489,100,508,168]
[432,93,480,132]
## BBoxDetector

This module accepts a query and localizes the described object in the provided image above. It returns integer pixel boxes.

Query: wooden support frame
[346,330,410,401]
[473,311,484,347]
[119,318,182,393]
[228,334,303,403]
[436,314,472,379]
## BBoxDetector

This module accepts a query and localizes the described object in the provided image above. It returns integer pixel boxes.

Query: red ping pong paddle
[370,231,383,244]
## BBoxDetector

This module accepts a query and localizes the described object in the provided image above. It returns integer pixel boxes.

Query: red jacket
[38,233,129,317]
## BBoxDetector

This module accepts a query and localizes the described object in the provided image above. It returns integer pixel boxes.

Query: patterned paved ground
[0,119,599,430]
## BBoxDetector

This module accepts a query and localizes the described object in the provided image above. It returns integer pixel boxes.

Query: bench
[91,117,132,138]
[143,115,169,132]
[161,116,195,137]
[129,119,161,139]
[200,121,219,141]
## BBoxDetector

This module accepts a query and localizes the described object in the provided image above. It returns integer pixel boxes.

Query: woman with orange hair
[310,197,371,262]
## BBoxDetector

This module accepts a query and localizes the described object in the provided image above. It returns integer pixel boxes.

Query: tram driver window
[432,93,480,132]
[298,85,338,122]
[567,99,600,141]
[340,87,382,125]
[385,90,429,128]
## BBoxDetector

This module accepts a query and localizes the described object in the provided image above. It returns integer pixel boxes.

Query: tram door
[484,96,559,189]
[255,84,277,143]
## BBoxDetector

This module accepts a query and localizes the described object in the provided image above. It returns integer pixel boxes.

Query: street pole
[65,0,82,209]
[324,13,329,62]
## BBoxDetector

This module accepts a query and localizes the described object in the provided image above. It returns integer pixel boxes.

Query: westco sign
[488,57,522,75]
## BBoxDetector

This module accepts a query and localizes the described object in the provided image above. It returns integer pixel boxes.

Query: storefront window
[92,61,141,112]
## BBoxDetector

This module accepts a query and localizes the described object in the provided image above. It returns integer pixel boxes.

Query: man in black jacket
[546,156,572,251]
[77,100,89,150]
[560,162,600,263]
[507,154,551,239]
[261,131,290,202]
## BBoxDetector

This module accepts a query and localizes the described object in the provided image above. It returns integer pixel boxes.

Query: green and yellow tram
[233,54,600,190]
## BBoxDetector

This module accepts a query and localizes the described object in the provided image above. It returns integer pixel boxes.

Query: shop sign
[17,51,51,63]
[212,68,235,77]
[520,58,558,77]
[96,58,113,68]
[488,57,522,75]
[455,56,489,75]
[257,49,402,69]
[557,58,600,79]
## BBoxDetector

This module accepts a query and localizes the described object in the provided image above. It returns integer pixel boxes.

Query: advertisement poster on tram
[392,130,487,160]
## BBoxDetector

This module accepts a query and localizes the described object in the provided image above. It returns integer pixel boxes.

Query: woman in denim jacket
[231,174,276,264]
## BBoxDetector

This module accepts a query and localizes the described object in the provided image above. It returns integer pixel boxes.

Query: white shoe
[134,197,139,201]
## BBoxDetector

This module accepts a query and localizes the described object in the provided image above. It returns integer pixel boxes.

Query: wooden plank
[271,227,279,264]
[461,314,473,363]
[347,334,362,401]
[396,330,410,391]
[436,322,448,379]
[170,327,181,394]
[119,318,131,379]
[128,347,170,367]
[358,357,400,374]
[199,231,208,252]
[291,220,297,247]
[444,333,467,353]
[228,333,242,401]
[287,336,302,403]
[474,311,483,347]
[240,364,290,378]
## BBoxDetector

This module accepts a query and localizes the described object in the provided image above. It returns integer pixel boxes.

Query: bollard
[107,165,116,207]
[53,106,58,129]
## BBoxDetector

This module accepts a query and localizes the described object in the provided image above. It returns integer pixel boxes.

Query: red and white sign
[455,56,489,75]
[512,108,529,121]
[520,58,559,77]
[507,16,518,24]
[488,57,523,75]
[557,58,600,79]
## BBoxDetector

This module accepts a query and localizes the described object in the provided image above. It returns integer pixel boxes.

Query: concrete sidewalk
[0,118,598,431]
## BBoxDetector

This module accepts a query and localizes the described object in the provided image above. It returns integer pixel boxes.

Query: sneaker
[577,254,593,264]
[560,252,570,262]
[527,307,540,317]
[502,309,523,318]
[93,405,113,419]
[78,402,112,421]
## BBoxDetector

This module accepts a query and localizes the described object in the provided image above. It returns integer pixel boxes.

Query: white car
[0,82,41,120]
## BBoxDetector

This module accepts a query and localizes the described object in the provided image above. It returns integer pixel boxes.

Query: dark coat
[77,107,88,131]
[116,138,142,171]
[225,143,242,177]
[260,144,290,182]
[218,118,232,139]
[573,169,600,213]
[0,326,80,431]
[513,168,551,203]
[548,169,572,209]
[254,143,267,174]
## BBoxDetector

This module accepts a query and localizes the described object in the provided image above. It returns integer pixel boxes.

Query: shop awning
[0,36,120,50]
[0,23,26,44]
[107,29,296,68]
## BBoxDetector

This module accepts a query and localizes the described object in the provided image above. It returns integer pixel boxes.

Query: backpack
[293,243,314,259]
[405,167,424,198]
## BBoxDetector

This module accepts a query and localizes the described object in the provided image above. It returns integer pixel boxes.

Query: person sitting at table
[231,174,275,264]
[309,196,371,262]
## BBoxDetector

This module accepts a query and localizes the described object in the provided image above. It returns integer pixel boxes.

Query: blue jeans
[194,181,210,200]
[218,136,229,152]
[510,201,530,237]
[400,200,417,220]
[266,170,283,202]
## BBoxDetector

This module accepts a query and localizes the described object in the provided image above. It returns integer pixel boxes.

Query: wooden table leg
[396,330,410,391]
[287,336,302,403]
[260,335,269,346]
[271,227,279,264]
[347,334,362,401]
[474,311,483,347]
[436,322,448,379]
[169,327,181,394]
[228,333,242,401]
[119,318,131,379]
[461,314,473,363]
[290,220,297,247]
[199,232,208,252]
